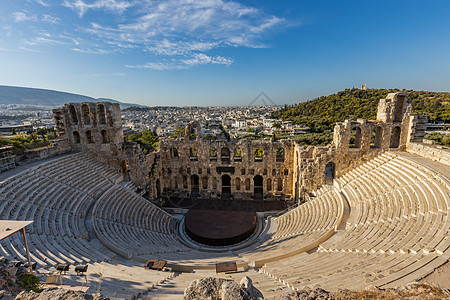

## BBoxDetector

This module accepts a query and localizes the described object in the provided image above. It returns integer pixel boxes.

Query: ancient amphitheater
[0,92,449,299]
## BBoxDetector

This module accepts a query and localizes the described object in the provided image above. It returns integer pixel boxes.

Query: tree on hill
[275,88,450,132]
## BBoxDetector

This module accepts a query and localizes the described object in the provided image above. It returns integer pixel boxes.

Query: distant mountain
[0,85,143,108]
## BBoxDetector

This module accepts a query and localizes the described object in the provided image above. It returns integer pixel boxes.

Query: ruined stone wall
[153,138,296,201]
[53,102,123,151]
[406,142,450,167]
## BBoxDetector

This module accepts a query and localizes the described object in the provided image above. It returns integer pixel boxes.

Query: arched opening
[210,147,217,161]
[155,179,161,198]
[172,176,178,189]
[69,105,78,125]
[171,148,179,158]
[190,175,199,198]
[325,162,335,184]
[189,147,198,161]
[390,126,401,148]
[101,130,109,143]
[234,147,242,162]
[254,175,263,200]
[349,127,362,148]
[86,130,94,143]
[97,104,106,124]
[221,147,230,164]
[81,104,90,125]
[267,178,272,191]
[221,175,231,199]
[73,131,80,143]
[235,178,241,191]
[254,147,263,162]
[393,95,406,123]
[276,148,285,162]
[277,178,283,192]
[371,127,383,148]
[245,178,250,190]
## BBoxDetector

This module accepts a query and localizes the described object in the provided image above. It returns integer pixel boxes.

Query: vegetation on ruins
[124,129,159,154]
[424,132,450,147]
[17,273,42,293]
[275,88,450,132]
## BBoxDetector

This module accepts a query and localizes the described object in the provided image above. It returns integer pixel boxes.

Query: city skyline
[1,0,449,106]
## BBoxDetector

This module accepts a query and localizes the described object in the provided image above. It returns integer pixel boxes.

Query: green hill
[275,88,450,132]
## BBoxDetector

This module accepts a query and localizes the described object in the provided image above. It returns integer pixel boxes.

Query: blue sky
[0,0,449,106]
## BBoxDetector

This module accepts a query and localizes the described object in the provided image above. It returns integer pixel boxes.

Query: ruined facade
[53,102,123,150]
[53,92,425,204]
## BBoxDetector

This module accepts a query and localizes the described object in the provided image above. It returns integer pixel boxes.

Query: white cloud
[71,47,114,54]
[12,11,37,22]
[13,0,287,69]
[126,53,233,70]
[63,0,133,17]
[42,14,60,24]
[33,0,49,6]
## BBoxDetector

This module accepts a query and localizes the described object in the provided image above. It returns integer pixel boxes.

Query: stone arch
[254,147,263,162]
[73,131,81,143]
[97,104,106,124]
[69,105,78,125]
[371,126,383,148]
[349,127,362,148]
[190,147,198,161]
[171,147,179,158]
[221,175,231,199]
[393,95,406,122]
[325,162,335,179]
[172,176,179,189]
[235,177,241,191]
[101,130,109,143]
[183,176,188,189]
[245,178,250,190]
[210,147,217,161]
[254,175,263,200]
[86,130,94,143]
[191,174,199,190]
[221,147,230,164]
[277,178,283,192]
[81,104,91,125]
[267,178,272,191]
[276,148,285,162]
[390,126,401,148]
[234,147,242,162]
[155,179,161,198]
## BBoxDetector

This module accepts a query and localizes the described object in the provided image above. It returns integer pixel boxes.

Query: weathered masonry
[52,92,427,204]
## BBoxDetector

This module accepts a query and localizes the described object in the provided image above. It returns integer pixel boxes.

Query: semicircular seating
[0,150,448,295]
[260,152,450,291]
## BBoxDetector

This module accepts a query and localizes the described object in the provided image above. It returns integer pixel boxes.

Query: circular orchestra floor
[184,209,257,246]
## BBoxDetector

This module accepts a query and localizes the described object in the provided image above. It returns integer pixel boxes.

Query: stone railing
[406,142,450,167]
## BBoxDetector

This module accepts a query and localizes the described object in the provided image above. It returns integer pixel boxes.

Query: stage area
[185,210,257,246]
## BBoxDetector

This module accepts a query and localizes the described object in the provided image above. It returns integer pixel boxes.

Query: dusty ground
[420,260,450,289]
